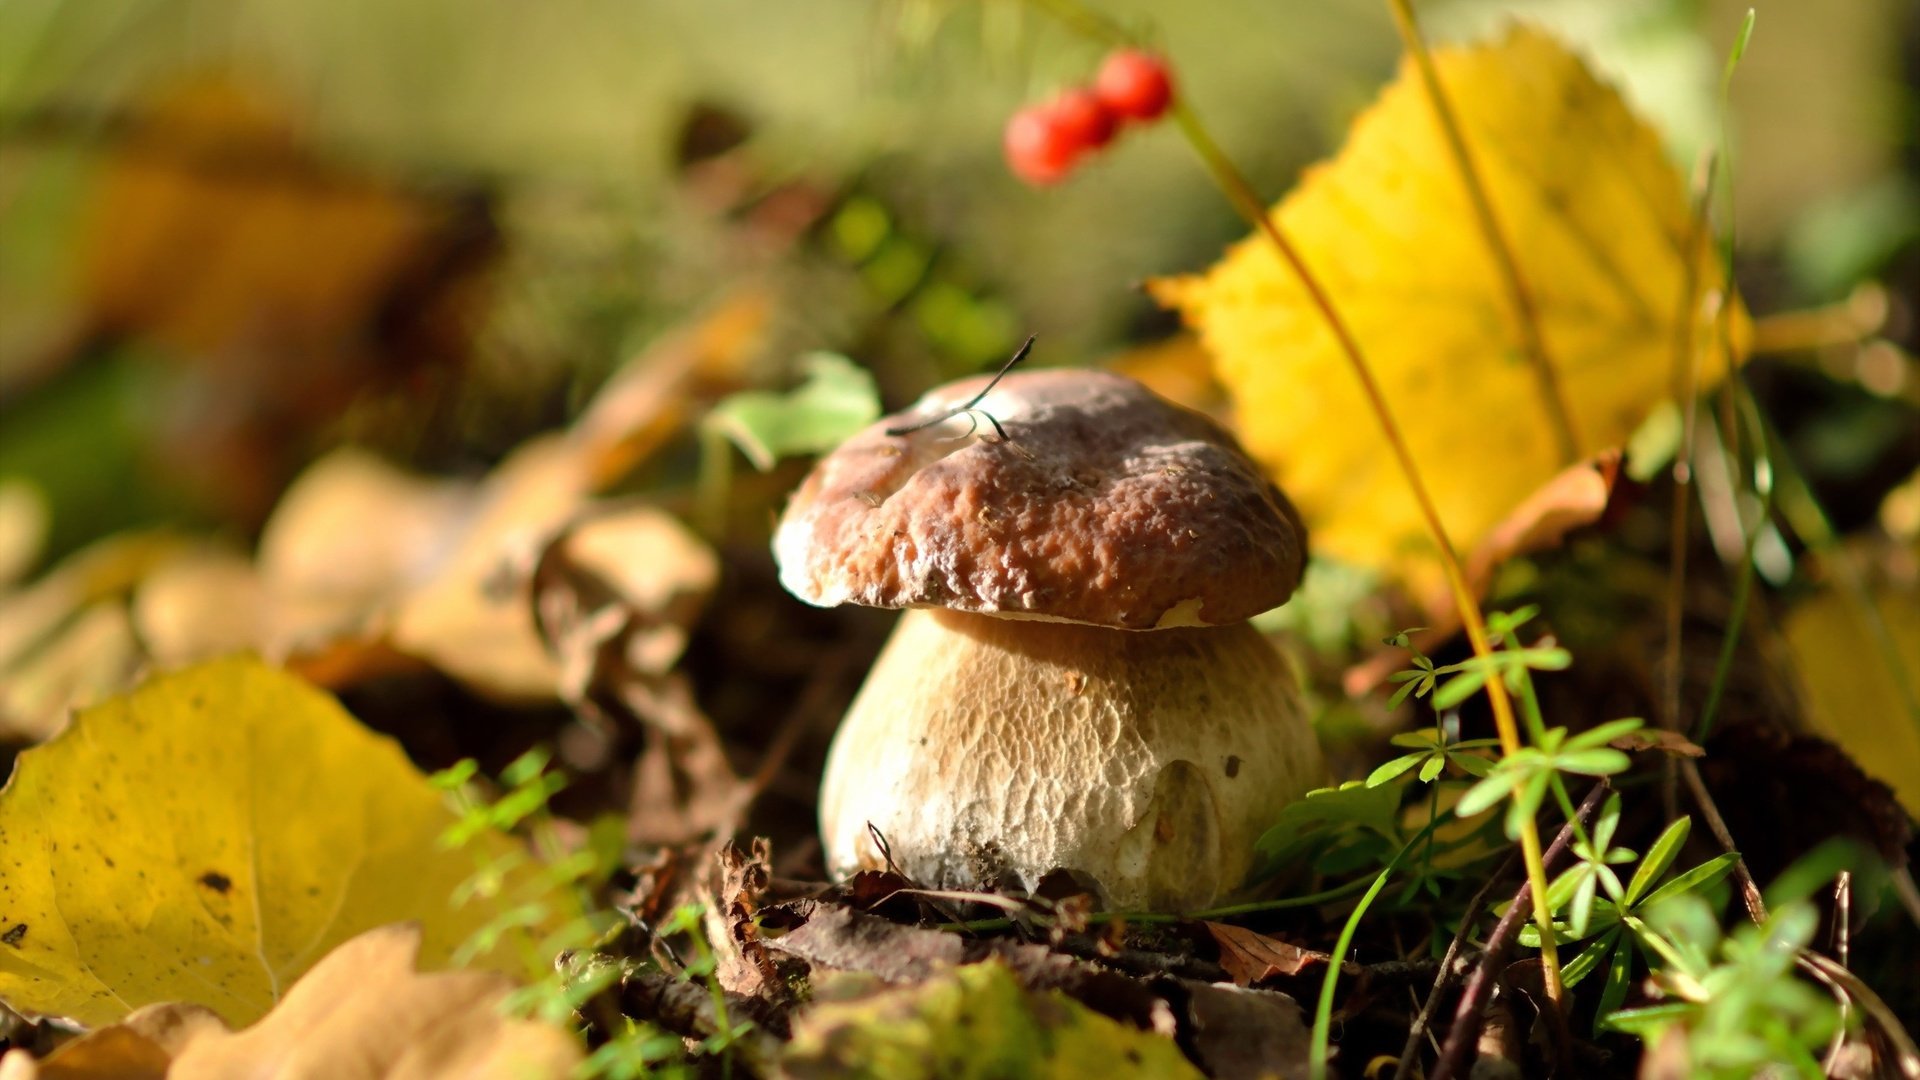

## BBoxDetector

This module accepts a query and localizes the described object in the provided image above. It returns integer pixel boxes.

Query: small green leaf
[1595,934,1635,1033]
[1418,754,1446,783]
[1255,781,1404,859]
[1624,816,1692,907]
[1561,928,1619,987]
[1431,667,1490,709]
[1567,717,1646,750]
[1553,748,1632,776]
[1639,852,1741,910]
[1366,753,1424,788]
[706,353,881,471]
[1569,872,1598,938]
[1503,770,1553,840]
[1452,753,1494,778]
[1600,1001,1696,1036]
[1453,770,1522,819]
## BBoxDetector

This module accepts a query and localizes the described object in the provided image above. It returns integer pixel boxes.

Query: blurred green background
[0,0,1913,556]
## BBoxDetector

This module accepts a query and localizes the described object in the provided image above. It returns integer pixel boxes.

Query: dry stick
[1166,98,1565,1006]
[1429,780,1609,1080]
[1796,952,1920,1079]
[1390,847,1521,1080]
[1677,757,1768,926]
[1384,0,1581,465]
[1823,872,1854,1076]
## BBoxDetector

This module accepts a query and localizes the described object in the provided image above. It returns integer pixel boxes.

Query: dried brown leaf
[166,924,579,1079]
[1611,728,1705,758]
[1181,982,1310,1080]
[1202,922,1330,986]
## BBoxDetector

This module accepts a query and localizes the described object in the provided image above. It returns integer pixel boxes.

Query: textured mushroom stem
[819,608,1325,911]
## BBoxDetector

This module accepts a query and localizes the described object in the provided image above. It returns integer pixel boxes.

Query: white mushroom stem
[818,607,1325,911]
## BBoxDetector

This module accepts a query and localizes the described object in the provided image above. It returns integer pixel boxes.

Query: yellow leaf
[1151,27,1749,594]
[1785,581,1920,816]
[0,657,529,1028]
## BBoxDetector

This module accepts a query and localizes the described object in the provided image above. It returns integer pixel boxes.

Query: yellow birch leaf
[0,657,529,1029]
[1150,26,1750,595]
[1785,582,1920,817]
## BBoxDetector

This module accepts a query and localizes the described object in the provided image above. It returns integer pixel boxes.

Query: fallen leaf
[167,924,580,1079]
[0,1003,224,1080]
[0,926,578,1079]
[705,839,783,1000]
[0,602,143,742]
[0,480,48,589]
[1202,922,1330,986]
[130,546,265,667]
[1610,728,1705,758]
[1101,334,1225,418]
[0,532,194,739]
[1458,449,1627,598]
[1180,981,1311,1080]
[1151,27,1748,599]
[782,960,1202,1080]
[1784,572,1920,816]
[0,657,534,1028]
[765,905,1170,1034]
[0,1028,171,1080]
[573,288,775,489]
[390,437,591,699]
[77,76,496,519]
[257,449,472,654]
[528,504,720,703]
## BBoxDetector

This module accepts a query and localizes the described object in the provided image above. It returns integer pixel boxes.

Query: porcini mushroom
[774,364,1323,911]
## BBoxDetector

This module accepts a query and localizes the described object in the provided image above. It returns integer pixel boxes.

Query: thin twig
[1823,872,1853,1075]
[1677,757,1767,925]
[1430,781,1608,1080]
[884,335,1034,440]
[1391,848,1520,1080]
[621,971,784,1073]
[1797,952,1920,1080]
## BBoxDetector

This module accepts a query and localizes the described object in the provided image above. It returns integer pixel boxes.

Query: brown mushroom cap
[774,369,1306,630]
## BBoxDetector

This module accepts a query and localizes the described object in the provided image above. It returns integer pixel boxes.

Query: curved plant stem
[1019,0,1563,1005]
[1693,384,1774,743]
[1167,95,1563,1008]
[1384,0,1580,464]
[1309,820,1442,1080]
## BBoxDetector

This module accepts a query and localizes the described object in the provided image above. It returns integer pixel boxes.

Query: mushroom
[774,366,1323,911]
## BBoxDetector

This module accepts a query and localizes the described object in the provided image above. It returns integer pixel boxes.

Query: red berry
[1050,88,1117,150]
[1002,103,1079,186]
[1094,49,1174,122]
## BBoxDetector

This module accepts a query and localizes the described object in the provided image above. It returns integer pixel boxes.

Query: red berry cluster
[1004,49,1174,186]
